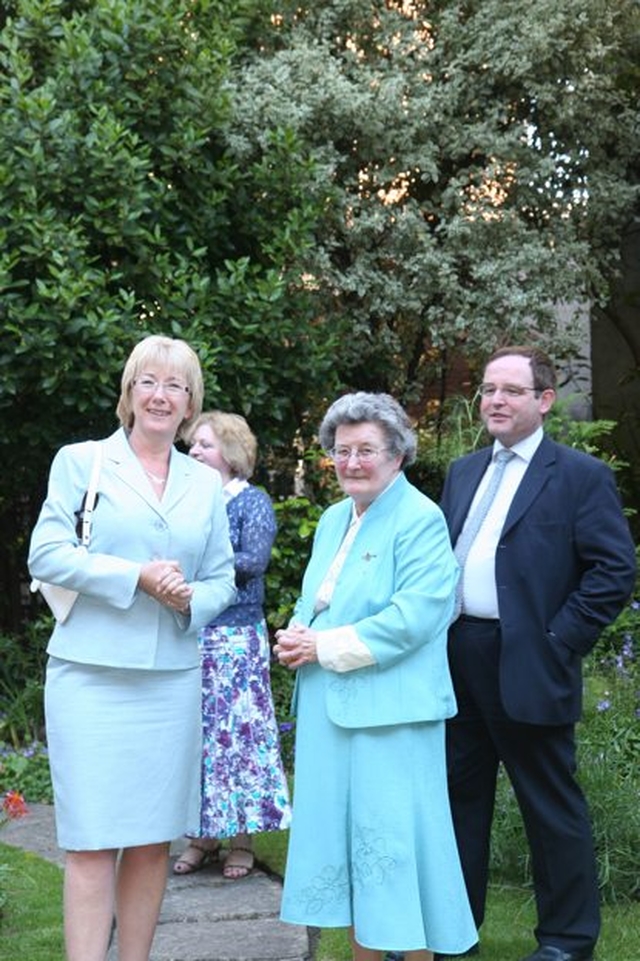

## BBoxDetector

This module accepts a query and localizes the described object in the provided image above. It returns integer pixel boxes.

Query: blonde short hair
[116,335,204,440]
[186,411,257,479]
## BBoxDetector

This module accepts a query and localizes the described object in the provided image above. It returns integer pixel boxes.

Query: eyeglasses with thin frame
[329,446,390,465]
[134,376,191,397]
[478,384,542,399]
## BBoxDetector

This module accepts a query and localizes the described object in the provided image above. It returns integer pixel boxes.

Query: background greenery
[0,0,638,950]
[1,0,639,633]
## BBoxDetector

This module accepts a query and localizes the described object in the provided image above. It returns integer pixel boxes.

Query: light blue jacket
[28,428,236,670]
[292,473,459,728]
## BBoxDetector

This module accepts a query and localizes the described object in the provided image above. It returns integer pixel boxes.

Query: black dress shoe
[520,946,593,961]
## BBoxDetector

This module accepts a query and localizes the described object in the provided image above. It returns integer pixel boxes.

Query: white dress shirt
[461,427,543,618]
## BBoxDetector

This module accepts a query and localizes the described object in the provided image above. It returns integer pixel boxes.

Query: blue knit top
[208,484,277,628]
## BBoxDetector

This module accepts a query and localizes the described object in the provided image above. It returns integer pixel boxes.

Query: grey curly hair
[318,392,417,468]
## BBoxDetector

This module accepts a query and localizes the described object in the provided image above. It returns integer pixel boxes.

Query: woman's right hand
[274,624,318,670]
[139,560,193,613]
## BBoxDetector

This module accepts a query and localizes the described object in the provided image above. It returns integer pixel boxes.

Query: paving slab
[2,803,313,961]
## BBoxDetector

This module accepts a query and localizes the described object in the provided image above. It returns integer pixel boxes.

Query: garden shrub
[0,617,53,803]
[266,494,324,772]
[0,617,50,748]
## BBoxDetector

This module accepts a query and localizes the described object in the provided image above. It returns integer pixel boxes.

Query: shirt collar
[493,426,544,464]
[223,476,249,502]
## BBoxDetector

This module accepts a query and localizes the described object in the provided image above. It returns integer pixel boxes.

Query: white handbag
[31,441,103,623]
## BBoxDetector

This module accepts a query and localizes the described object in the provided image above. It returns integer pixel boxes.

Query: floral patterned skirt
[196,620,291,839]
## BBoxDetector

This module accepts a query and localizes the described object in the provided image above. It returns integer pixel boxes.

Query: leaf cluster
[0,0,342,629]
[226,0,640,403]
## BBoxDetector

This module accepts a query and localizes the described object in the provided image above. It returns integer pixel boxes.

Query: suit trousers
[445,616,600,953]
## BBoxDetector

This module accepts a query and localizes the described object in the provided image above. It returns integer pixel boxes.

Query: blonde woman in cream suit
[29,335,235,961]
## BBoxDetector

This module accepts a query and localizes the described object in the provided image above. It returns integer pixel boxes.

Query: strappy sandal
[172,840,220,875]
[222,844,254,880]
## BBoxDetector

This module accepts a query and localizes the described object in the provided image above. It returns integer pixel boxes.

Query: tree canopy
[0,0,340,474]
[0,0,339,627]
[1,0,638,630]
[225,0,639,404]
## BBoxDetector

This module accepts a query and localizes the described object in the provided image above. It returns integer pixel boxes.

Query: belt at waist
[458,614,500,624]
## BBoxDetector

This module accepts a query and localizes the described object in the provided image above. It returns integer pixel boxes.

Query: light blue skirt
[45,657,201,850]
[280,663,478,955]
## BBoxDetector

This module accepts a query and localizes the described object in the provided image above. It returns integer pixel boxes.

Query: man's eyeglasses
[329,446,390,465]
[478,384,541,399]
[134,376,191,397]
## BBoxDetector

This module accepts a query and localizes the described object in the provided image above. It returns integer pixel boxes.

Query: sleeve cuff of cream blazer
[316,626,376,673]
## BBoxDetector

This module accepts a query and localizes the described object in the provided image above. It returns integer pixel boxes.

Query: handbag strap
[80,442,103,547]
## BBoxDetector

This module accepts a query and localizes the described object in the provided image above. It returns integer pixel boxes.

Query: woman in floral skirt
[173,411,291,879]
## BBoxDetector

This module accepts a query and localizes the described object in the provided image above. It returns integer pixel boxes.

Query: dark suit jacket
[440,434,637,724]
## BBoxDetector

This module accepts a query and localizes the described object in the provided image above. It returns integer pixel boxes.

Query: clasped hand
[139,559,193,613]
[274,623,318,670]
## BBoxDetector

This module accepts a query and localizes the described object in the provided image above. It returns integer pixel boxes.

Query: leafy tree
[0,0,340,630]
[224,0,640,407]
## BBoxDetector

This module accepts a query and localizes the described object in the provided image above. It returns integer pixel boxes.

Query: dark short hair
[318,391,417,467]
[486,346,557,392]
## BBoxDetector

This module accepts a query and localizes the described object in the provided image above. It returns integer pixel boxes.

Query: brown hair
[486,345,557,393]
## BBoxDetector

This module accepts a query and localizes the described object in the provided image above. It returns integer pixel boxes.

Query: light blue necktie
[452,449,515,619]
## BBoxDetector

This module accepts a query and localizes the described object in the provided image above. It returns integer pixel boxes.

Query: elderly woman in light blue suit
[28,335,235,961]
[275,392,477,961]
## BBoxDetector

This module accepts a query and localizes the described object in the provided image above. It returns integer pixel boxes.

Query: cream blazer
[28,428,236,670]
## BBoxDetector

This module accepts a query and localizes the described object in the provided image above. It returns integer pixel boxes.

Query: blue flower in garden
[596,698,611,712]
[621,635,635,660]
[615,654,630,677]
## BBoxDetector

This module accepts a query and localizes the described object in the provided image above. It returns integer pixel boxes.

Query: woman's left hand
[157,572,193,613]
[139,560,193,613]
[274,624,318,670]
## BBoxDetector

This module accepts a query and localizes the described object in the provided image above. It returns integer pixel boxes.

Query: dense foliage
[227,0,640,402]
[1,0,638,634]
[0,0,341,629]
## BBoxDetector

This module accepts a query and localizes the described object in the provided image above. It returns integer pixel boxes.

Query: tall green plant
[0,0,341,632]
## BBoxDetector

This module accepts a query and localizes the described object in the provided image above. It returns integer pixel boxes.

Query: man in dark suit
[439,346,636,961]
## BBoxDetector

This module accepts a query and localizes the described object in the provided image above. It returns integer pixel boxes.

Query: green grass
[311,886,640,961]
[0,844,64,961]
[1,837,639,961]
[257,826,640,961]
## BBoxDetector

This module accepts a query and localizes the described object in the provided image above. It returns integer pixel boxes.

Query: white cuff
[316,625,376,673]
